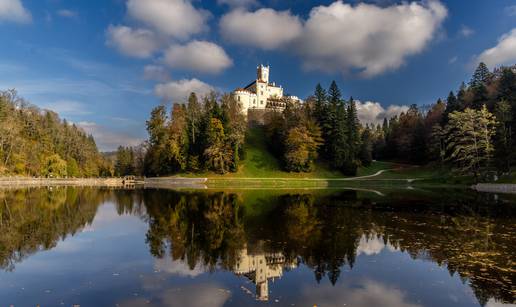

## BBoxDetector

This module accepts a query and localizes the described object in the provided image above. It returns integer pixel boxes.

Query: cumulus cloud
[217,0,258,8]
[476,28,516,69]
[0,0,32,23]
[106,25,160,58]
[78,121,143,151]
[155,78,214,102]
[356,101,409,125]
[163,40,233,73]
[127,0,209,39]
[143,65,170,82]
[220,8,303,50]
[57,9,78,18]
[296,0,447,76]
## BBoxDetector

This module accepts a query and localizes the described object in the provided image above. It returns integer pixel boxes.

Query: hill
[182,126,395,179]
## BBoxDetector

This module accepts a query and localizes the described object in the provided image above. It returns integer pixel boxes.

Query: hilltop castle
[233,65,301,115]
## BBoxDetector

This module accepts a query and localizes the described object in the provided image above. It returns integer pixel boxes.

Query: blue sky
[0,0,515,150]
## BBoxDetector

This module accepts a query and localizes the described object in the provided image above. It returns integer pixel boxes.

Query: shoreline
[2,177,514,192]
[0,177,127,187]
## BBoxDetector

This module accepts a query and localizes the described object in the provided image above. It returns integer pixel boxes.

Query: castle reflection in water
[234,245,298,301]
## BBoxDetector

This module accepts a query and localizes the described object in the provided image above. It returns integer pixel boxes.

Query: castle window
[261,91,263,95]
[237,96,240,101]
[261,100,263,104]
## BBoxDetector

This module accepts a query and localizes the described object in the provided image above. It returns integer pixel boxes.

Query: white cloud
[448,56,458,64]
[42,100,92,116]
[298,280,421,307]
[476,28,516,69]
[127,0,209,39]
[356,234,398,256]
[0,0,31,23]
[459,25,474,38]
[356,101,409,125]
[217,0,258,8]
[143,65,170,82]
[485,298,516,307]
[155,78,214,102]
[220,8,303,50]
[163,40,233,73]
[57,9,78,18]
[154,257,204,277]
[106,25,160,58]
[78,121,143,151]
[295,0,447,77]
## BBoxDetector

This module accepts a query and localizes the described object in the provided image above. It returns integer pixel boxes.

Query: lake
[0,187,514,307]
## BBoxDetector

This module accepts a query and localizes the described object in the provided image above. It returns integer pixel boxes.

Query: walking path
[206,168,418,182]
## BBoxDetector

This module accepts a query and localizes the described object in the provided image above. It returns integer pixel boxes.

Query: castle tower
[257,65,269,83]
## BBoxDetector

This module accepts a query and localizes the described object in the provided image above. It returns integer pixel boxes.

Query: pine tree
[313,83,327,123]
[359,126,373,166]
[347,97,361,162]
[470,62,491,88]
[443,91,459,123]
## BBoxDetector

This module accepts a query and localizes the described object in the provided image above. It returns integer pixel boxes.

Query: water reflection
[0,187,514,306]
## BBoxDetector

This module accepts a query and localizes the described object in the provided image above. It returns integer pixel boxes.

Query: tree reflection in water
[0,187,514,305]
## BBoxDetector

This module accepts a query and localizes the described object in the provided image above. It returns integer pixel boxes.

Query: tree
[313,83,327,126]
[221,94,246,172]
[284,125,322,172]
[144,105,168,176]
[470,62,491,88]
[347,97,361,162]
[165,103,189,172]
[444,106,497,178]
[443,91,460,123]
[204,118,232,174]
[67,158,81,177]
[359,126,373,166]
[42,154,67,178]
[494,100,512,172]
[115,146,135,176]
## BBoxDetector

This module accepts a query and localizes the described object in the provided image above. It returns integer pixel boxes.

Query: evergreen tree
[347,97,361,162]
[313,83,327,124]
[359,126,373,166]
[494,100,512,172]
[443,91,459,123]
[470,62,491,88]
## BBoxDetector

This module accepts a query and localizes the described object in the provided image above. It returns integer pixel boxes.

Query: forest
[0,90,110,177]
[116,62,516,179]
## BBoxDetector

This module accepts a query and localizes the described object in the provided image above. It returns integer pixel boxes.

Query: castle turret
[257,64,269,83]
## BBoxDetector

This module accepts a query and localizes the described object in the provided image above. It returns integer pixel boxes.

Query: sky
[0,0,515,151]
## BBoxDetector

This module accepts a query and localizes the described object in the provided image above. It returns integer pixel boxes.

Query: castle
[233,65,301,115]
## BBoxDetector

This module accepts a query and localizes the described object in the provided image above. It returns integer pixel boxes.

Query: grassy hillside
[181,126,395,179]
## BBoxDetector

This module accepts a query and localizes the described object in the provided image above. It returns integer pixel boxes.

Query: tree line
[0,90,110,177]
[265,81,365,175]
[133,93,246,176]
[366,63,515,178]
[117,62,516,179]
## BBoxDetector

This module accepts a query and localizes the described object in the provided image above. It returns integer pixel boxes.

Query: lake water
[0,187,514,307]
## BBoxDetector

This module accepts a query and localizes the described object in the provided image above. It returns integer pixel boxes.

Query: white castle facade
[233,65,302,115]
